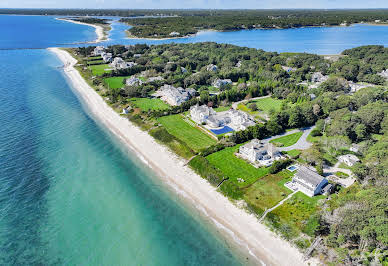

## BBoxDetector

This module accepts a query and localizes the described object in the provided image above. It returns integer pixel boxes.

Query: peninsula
[57,17,110,42]
[50,43,388,265]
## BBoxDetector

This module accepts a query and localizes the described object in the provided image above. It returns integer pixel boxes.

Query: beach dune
[49,47,317,266]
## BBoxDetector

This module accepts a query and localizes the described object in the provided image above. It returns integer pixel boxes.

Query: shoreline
[56,18,106,43]
[124,22,388,41]
[49,47,318,266]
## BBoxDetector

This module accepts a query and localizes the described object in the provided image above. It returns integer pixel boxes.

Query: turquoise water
[0,22,243,265]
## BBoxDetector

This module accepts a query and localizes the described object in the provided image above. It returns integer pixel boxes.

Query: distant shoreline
[49,47,319,266]
[124,22,388,41]
[56,18,107,43]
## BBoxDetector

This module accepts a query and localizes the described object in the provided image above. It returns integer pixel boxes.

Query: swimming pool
[210,126,234,135]
[287,165,299,172]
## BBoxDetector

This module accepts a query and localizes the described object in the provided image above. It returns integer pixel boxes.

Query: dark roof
[295,166,325,187]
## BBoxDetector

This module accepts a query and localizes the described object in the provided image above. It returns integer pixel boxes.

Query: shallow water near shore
[0,49,245,265]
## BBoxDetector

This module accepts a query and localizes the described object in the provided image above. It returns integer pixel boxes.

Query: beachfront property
[169,31,180,36]
[206,64,218,72]
[92,46,105,56]
[282,66,296,72]
[190,105,256,132]
[153,84,196,106]
[126,76,143,86]
[311,72,329,83]
[101,52,112,62]
[110,57,137,70]
[287,166,331,197]
[347,82,372,93]
[338,154,360,167]
[148,76,164,82]
[238,139,282,167]
[212,78,232,89]
[378,69,388,79]
[190,105,217,124]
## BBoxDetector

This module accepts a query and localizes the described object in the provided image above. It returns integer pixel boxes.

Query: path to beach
[49,47,319,266]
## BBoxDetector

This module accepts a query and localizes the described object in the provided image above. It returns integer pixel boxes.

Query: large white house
[226,109,256,131]
[153,85,196,106]
[126,77,143,86]
[311,72,329,83]
[212,78,232,89]
[101,52,112,62]
[338,154,360,167]
[190,105,255,131]
[290,166,331,197]
[190,105,217,124]
[92,46,105,56]
[206,64,218,72]
[110,57,137,70]
[238,139,281,166]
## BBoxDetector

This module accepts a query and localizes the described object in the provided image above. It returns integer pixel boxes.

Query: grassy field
[244,171,293,215]
[87,60,104,65]
[89,64,111,76]
[268,192,326,238]
[130,98,170,111]
[104,76,131,89]
[206,144,270,187]
[214,105,231,112]
[252,97,284,113]
[270,132,303,147]
[157,115,217,152]
[284,149,301,157]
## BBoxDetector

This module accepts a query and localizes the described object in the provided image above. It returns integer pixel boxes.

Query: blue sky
[1,0,388,9]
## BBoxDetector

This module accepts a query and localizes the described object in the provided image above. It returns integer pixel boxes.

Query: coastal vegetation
[70,43,387,265]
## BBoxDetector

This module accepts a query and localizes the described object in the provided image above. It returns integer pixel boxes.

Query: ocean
[0,16,242,265]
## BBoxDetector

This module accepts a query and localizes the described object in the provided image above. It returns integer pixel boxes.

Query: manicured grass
[87,60,104,65]
[335,171,350,178]
[88,56,102,60]
[89,64,111,76]
[306,131,321,143]
[104,76,131,89]
[244,171,293,215]
[268,192,326,238]
[157,115,217,152]
[285,149,301,157]
[129,98,170,111]
[206,144,270,187]
[214,105,231,112]
[252,97,284,113]
[270,132,303,147]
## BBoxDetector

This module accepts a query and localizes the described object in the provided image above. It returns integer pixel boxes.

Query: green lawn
[87,60,104,65]
[206,144,270,187]
[270,132,303,147]
[129,98,170,111]
[244,171,293,215]
[89,64,111,76]
[252,97,284,113]
[285,149,301,157]
[214,105,231,112]
[157,115,217,152]
[268,192,326,238]
[104,76,131,89]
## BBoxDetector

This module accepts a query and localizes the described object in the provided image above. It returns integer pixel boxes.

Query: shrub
[269,159,292,174]
[188,156,225,186]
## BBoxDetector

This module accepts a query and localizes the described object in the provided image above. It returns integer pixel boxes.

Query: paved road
[260,126,316,152]
[323,162,356,188]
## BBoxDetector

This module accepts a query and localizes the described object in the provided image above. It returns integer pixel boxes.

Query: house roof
[295,166,325,187]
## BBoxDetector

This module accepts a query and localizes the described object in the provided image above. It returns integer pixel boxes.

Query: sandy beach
[49,47,318,266]
[56,18,105,43]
